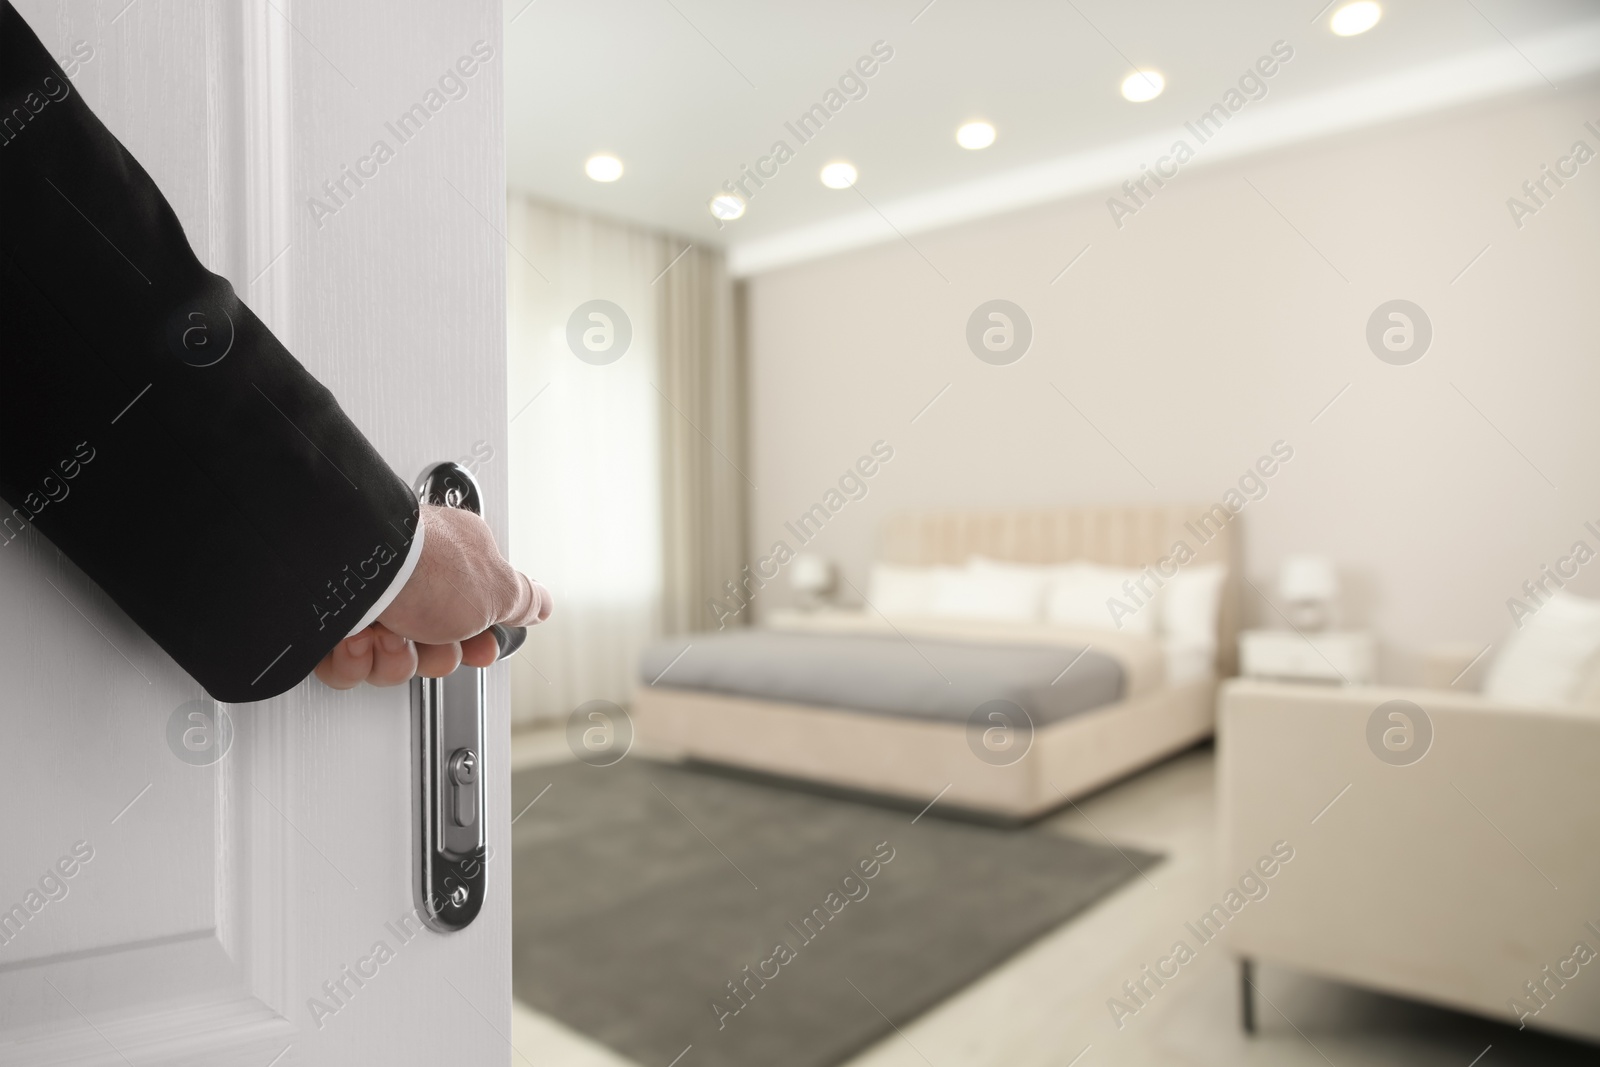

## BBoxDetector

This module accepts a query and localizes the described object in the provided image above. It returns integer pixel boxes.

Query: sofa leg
[1239,957,1256,1035]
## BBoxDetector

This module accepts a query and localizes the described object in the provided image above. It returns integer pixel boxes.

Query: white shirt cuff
[346,513,426,637]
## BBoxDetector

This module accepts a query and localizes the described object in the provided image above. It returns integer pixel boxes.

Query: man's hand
[314,504,551,689]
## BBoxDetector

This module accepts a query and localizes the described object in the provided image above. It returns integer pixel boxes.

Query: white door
[0,2,512,1064]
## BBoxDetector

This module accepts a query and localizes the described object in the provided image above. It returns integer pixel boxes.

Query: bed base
[630,677,1216,820]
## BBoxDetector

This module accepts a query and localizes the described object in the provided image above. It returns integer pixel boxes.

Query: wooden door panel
[1,2,509,1064]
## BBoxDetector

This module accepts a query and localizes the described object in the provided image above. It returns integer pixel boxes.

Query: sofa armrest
[1217,679,1600,1042]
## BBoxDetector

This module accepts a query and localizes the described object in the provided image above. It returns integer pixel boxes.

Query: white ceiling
[504,0,1600,273]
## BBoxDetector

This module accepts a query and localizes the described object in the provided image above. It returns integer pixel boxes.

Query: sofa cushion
[1484,591,1600,708]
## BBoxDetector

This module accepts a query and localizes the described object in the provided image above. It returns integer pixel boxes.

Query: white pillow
[1162,563,1227,649]
[967,556,1069,583]
[1483,591,1600,708]
[864,563,946,617]
[928,565,1044,622]
[1044,563,1159,634]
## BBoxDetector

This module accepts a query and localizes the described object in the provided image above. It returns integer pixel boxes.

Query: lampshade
[1278,554,1338,604]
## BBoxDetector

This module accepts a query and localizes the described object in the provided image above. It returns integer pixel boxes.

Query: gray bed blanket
[638,630,1124,726]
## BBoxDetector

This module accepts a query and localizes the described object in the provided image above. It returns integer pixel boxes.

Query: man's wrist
[345,509,427,637]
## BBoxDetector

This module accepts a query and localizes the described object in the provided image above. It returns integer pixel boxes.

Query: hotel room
[500,3,1600,1065]
[5,2,1599,1063]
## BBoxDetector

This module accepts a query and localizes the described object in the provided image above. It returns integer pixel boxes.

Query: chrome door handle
[412,460,520,932]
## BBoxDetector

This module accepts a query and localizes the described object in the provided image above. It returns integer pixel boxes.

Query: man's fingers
[319,565,541,689]
[367,625,418,687]
[315,630,375,690]
[314,623,509,690]
[460,629,500,668]
[415,640,462,678]
[497,573,553,628]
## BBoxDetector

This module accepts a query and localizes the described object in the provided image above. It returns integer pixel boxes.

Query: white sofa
[1217,679,1600,1044]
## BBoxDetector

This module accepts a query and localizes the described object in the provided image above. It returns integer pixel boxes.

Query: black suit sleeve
[1,3,420,702]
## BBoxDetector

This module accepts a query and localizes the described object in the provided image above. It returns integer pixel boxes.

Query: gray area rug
[512,760,1160,1067]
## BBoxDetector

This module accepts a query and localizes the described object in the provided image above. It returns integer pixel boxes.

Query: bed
[631,505,1239,819]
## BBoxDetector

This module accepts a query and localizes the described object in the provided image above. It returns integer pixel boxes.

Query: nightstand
[1239,629,1375,685]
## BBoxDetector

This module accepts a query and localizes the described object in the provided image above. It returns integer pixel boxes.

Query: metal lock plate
[411,461,505,933]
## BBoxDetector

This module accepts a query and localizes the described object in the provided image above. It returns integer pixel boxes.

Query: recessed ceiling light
[956,121,996,150]
[820,162,858,189]
[585,154,623,182]
[1120,70,1164,103]
[708,192,745,221]
[1330,2,1381,36]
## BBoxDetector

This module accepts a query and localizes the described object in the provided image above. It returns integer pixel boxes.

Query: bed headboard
[878,504,1241,676]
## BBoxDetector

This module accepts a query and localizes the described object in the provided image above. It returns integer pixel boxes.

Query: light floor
[505,728,1587,1067]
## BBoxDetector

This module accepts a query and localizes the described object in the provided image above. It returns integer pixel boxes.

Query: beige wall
[742,83,1600,682]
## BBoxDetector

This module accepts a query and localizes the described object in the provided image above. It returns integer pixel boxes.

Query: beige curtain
[657,246,749,637]
[505,195,744,726]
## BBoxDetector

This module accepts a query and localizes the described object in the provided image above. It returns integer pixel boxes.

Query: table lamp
[1278,554,1338,631]
[789,553,835,610]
